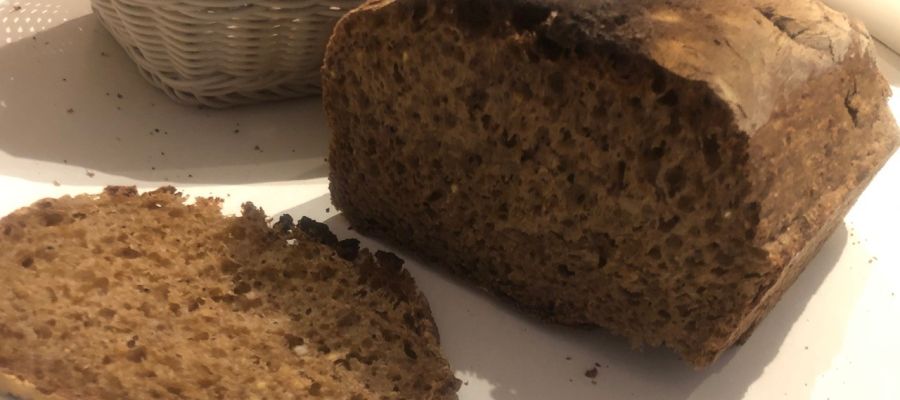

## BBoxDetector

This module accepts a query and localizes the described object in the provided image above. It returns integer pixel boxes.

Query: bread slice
[323,0,900,367]
[0,186,459,399]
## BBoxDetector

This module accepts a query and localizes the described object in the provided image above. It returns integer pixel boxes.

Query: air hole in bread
[657,90,679,106]
[42,212,64,227]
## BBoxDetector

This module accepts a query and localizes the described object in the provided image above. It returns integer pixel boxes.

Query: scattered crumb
[116,137,121,141]
[117,93,123,99]
[66,108,74,114]
[291,148,296,153]
[44,41,49,45]
[804,346,809,350]
[325,208,331,213]
[594,362,601,367]
[63,159,68,164]
[463,381,468,386]
[160,152,166,156]
[254,145,262,152]
[591,380,597,385]
[234,129,240,133]
[116,106,122,110]
[151,167,156,171]
[565,356,572,361]
[100,51,108,57]
[105,92,110,96]
[585,367,598,379]
[85,170,95,178]
[154,128,160,133]
[568,378,573,383]
[164,131,168,135]
[13,5,22,11]
[61,78,67,82]
[188,174,193,178]
[52,180,60,187]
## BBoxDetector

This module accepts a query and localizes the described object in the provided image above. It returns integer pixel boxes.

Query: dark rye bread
[0,187,459,399]
[323,0,900,367]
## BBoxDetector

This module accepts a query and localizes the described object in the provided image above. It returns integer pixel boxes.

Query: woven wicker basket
[91,0,364,107]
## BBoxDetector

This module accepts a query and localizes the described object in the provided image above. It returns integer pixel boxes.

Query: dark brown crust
[244,201,461,399]
[352,0,871,134]
[246,199,461,398]
[274,208,461,397]
[294,215,453,349]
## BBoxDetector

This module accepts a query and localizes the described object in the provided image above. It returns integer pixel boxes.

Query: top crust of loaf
[354,0,885,135]
[537,0,875,133]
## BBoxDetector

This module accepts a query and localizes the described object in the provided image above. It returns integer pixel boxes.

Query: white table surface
[1,1,899,399]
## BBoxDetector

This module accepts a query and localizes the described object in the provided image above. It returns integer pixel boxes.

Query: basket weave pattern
[91,0,363,107]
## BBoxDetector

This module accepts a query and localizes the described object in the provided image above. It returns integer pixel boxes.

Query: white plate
[1,1,899,399]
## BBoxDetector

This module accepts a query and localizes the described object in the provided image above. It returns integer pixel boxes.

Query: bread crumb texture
[324,0,900,367]
[0,186,459,399]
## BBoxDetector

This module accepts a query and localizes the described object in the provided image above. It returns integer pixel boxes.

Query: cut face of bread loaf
[0,187,459,399]
[323,0,900,366]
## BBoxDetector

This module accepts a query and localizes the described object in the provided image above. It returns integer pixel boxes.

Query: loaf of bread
[0,187,459,399]
[323,0,900,366]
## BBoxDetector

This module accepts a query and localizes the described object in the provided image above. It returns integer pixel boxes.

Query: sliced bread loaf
[0,186,459,399]
[323,0,900,366]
